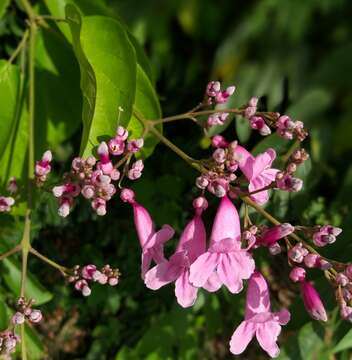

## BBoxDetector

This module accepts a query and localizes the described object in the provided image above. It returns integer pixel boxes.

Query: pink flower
[235,146,279,205]
[97,142,113,175]
[127,198,174,278]
[289,267,306,282]
[7,177,18,194]
[230,271,290,358]
[189,196,255,294]
[300,280,327,321]
[249,116,271,136]
[35,150,52,177]
[312,225,342,247]
[145,199,207,307]
[127,138,144,153]
[257,223,294,247]
[0,196,15,212]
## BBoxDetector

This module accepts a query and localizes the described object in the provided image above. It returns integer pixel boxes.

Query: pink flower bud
[82,265,97,280]
[58,197,73,218]
[86,156,96,167]
[317,258,332,270]
[29,310,42,323]
[304,253,320,268]
[195,176,209,189]
[108,138,125,156]
[82,285,91,297]
[35,150,52,177]
[120,188,135,203]
[7,177,18,194]
[206,81,221,97]
[0,196,15,212]
[345,265,352,280]
[211,135,228,148]
[289,267,306,282]
[300,281,328,321]
[340,304,352,321]
[288,243,308,263]
[108,277,119,286]
[82,185,95,199]
[213,148,226,164]
[259,223,294,246]
[268,243,282,255]
[127,139,144,153]
[92,198,106,216]
[192,196,208,213]
[12,312,25,325]
[110,168,120,181]
[336,273,349,287]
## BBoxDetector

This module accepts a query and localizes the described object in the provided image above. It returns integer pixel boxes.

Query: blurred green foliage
[0,0,352,359]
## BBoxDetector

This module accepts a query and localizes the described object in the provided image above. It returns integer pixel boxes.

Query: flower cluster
[68,264,120,296]
[275,115,307,141]
[11,297,43,325]
[206,81,235,105]
[0,331,20,356]
[0,177,18,213]
[35,150,52,185]
[35,125,144,217]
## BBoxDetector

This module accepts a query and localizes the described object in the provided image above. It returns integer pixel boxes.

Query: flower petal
[256,321,281,358]
[175,270,198,308]
[229,321,256,355]
[203,271,222,292]
[189,252,220,287]
[210,196,241,245]
[145,224,174,249]
[176,216,206,262]
[217,253,243,294]
[232,251,255,280]
[133,203,154,248]
[141,251,153,279]
[144,260,182,290]
[275,309,291,325]
[245,271,271,318]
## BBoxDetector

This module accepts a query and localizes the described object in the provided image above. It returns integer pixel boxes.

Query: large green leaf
[34,27,82,156]
[128,66,161,159]
[333,328,352,353]
[0,0,10,19]
[0,61,20,168]
[2,258,53,305]
[66,4,137,157]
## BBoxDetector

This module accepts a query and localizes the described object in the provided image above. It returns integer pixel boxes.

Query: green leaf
[128,66,161,159]
[0,61,20,169]
[66,5,137,157]
[333,329,352,353]
[34,27,82,155]
[0,299,8,331]
[23,324,45,359]
[0,0,10,19]
[2,258,53,305]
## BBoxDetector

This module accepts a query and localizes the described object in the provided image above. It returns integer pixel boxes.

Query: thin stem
[133,109,205,173]
[35,15,66,22]
[239,184,274,197]
[7,30,29,65]
[30,248,69,276]
[20,0,36,20]
[0,245,21,261]
[151,108,244,125]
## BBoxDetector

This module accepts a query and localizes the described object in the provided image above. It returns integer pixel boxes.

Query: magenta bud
[288,243,308,263]
[304,253,319,268]
[289,267,306,282]
[318,258,332,270]
[301,281,328,322]
[195,176,209,189]
[336,273,349,287]
[120,188,135,203]
[82,265,97,280]
[192,196,208,211]
[268,243,282,255]
[211,135,228,148]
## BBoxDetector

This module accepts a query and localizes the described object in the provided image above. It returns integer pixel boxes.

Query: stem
[151,108,244,125]
[0,245,21,261]
[7,30,29,65]
[35,15,66,22]
[30,248,69,275]
[20,0,36,20]
[133,109,205,173]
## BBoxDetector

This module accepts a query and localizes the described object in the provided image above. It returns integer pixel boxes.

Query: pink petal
[229,321,256,355]
[176,216,206,262]
[210,196,241,245]
[145,224,174,249]
[275,309,291,325]
[217,253,243,293]
[251,149,276,179]
[245,271,271,319]
[249,177,270,205]
[175,270,198,308]
[256,321,281,358]
[141,251,152,279]
[203,271,222,292]
[144,262,178,290]
[234,145,254,179]
[189,252,220,287]
[133,203,154,248]
[233,251,255,280]
[209,238,239,253]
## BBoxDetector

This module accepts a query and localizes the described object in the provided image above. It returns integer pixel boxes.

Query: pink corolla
[189,196,255,294]
[230,271,290,358]
[121,189,174,278]
[145,197,207,307]
[300,280,327,321]
[235,146,279,205]
[257,223,295,247]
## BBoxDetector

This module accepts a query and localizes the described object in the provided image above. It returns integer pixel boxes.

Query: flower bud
[289,267,306,282]
[300,281,327,321]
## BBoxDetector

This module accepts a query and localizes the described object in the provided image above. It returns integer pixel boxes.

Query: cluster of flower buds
[35,150,52,184]
[68,264,120,296]
[275,148,309,192]
[312,225,342,247]
[0,330,20,356]
[0,177,18,213]
[335,265,352,322]
[6,177,17,194]
[11,297,43,325]
[206,81,235,105]
[43,125,144,217]
[275,115,307,141]
[195,141,241,197]
[207,112,229,127]
[242,97,271,136]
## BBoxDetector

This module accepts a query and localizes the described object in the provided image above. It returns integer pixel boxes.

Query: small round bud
[289,267,306,282]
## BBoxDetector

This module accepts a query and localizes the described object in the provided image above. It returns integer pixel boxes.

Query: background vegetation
[0,0,352,359]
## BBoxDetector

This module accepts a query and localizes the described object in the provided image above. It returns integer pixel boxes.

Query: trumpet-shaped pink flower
[122,191,174,278]
[145,198,207,307]
[300,280,327,321]
[257,223,294,247]
[230,271,290,358]
[235,146,279,205]
[189,196,255,294]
